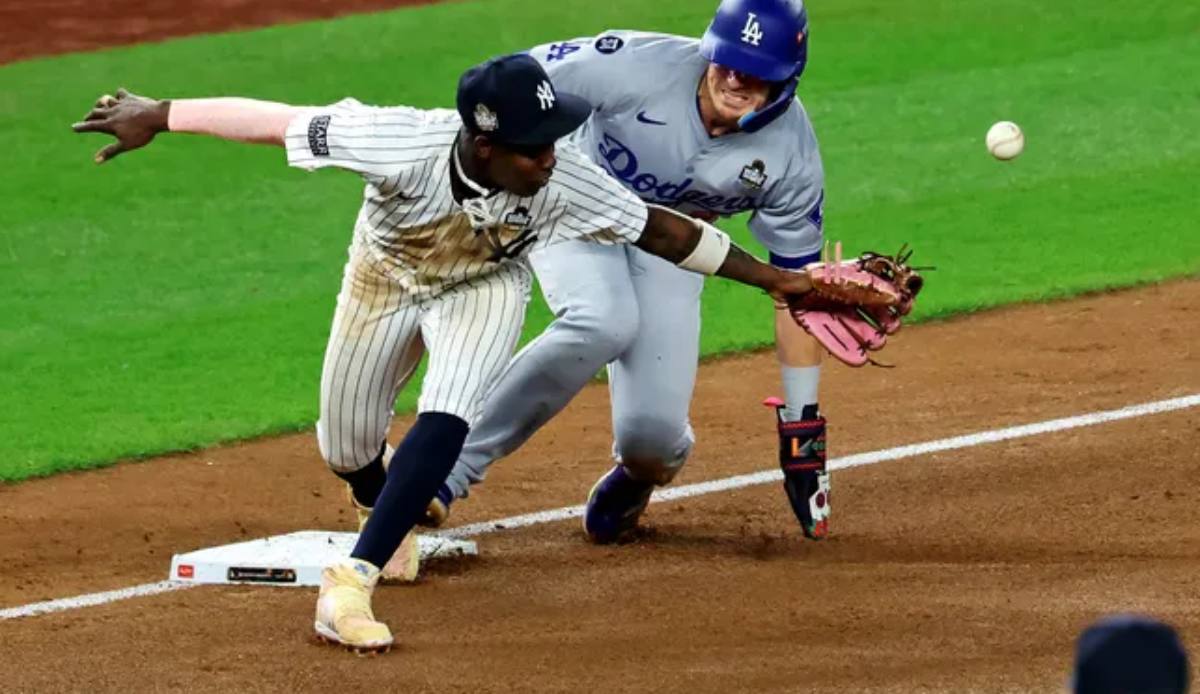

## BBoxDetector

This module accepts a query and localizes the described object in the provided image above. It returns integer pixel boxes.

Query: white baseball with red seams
[986,120,1025,160]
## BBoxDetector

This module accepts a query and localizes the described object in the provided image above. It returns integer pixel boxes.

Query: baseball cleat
[419,484,453,529]
[382,531,421,584]
[314,559,394,654]
[783,469,830,540]
[583,464,654,544]
[765,397,830,540]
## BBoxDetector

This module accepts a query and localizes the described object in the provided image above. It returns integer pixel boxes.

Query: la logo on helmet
[740,12,764,46]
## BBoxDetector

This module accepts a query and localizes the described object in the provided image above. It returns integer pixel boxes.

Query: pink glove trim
[794,310,872,367]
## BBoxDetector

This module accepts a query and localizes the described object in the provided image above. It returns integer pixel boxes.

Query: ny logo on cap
[741,12,764,46]
[474,103,498,132]
[536,80,556,111]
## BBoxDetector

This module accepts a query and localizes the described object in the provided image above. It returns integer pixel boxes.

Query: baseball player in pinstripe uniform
[75,53,821,652]
[432,0,835,545]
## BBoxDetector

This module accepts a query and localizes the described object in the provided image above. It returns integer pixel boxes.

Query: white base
[168,531,477,587]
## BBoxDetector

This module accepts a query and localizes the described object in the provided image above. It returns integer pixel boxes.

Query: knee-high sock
[780,365,821,422]
[333,442,388,508]
[351,412,468,569]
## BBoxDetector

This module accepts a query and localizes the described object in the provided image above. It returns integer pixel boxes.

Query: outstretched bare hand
[72,88,169,164]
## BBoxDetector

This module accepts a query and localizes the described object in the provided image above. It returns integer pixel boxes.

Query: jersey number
[546,42,581,62]
[741,13,764,46]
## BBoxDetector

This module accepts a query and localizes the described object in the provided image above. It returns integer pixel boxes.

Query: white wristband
[678,219,731,275]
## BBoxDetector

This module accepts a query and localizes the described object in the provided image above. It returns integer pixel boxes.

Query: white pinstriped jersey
[284,99,648,296]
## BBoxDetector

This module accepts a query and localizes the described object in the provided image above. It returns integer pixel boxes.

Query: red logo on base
[177,564,195,579]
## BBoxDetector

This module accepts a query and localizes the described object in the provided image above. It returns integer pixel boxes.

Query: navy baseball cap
[456,53,591,146]
[1071,614,1190,694]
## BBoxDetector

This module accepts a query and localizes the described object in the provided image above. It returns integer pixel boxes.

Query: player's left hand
[72,88,170,164]
[786,242,928,367]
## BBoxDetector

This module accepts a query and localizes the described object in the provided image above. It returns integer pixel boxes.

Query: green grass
[1,0,1197,480]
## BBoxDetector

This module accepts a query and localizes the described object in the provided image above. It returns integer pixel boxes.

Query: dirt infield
[5,4,1199,692]
[2,280,1197,692]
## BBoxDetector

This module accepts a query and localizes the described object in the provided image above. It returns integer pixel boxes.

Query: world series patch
[503,206,532,228]
[307,115,331,157]
[738,159,768,190]
[594,35,625,54]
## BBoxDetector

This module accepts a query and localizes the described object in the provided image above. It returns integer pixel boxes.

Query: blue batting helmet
[699,0,809,83]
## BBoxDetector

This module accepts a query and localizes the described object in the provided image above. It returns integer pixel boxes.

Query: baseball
[986,121,1024,160]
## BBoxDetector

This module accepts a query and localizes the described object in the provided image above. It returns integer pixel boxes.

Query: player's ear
[473,134,494,161]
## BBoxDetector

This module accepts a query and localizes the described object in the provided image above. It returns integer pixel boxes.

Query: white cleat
[422,494,451,528]
[381,530,420,583]
[314,559,394,655]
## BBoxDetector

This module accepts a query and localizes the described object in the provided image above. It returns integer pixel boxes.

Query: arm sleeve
[166,98,302,145]
[526,31,641,113]
[546,142,648,246]
[284,98,430,178]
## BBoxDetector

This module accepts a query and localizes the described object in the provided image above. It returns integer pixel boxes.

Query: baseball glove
[788,242,926,367]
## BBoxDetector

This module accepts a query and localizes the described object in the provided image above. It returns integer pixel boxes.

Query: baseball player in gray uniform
[74,53,820,652]
[433,0,832,545]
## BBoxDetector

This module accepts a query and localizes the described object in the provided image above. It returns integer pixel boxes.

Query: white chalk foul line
[438,393,1200,538]
[3,393,1197,621]
[0,580,193,621]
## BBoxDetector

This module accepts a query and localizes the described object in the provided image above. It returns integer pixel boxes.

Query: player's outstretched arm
[72,88,303,164]
[637,204,812,301]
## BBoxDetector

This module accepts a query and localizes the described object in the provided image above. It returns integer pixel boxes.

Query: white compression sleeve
[166,98,303,145]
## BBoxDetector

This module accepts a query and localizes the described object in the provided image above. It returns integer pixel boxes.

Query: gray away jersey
[531,31,825,261]
[284,99,648,295]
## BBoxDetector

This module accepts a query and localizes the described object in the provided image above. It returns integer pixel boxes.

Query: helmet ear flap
[737,76,797,133]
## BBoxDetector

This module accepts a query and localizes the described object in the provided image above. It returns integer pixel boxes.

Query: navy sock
[351,412,469,569]
[333,442,388,508]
